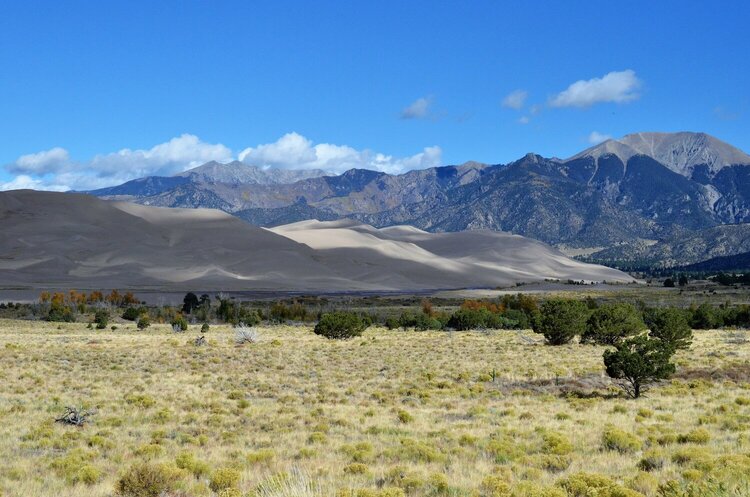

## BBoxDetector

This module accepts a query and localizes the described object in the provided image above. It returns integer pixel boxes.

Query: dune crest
[0,190,634,291]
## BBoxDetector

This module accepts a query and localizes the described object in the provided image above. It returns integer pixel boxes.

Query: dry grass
[0,320,748,496]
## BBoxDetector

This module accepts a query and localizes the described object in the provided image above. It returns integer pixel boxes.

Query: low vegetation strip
[0,320,748,497]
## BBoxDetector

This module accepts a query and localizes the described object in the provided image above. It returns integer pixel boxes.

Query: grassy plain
[0,320,749,497]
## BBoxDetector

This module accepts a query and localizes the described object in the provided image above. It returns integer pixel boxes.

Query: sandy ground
[1,190,634,294]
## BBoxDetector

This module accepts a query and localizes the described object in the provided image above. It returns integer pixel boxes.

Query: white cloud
[7,147,71,175]
[89,134,232,177]
[2,133,443,191]
[238,133,317,167]
[502,90,528,110]
[550,70,642,108]
[239,132,441,175]
[588,131,612,144]
[1,134,233,192]
[400,96,433,119]
[1,175,44,191]
[518,116,530,125]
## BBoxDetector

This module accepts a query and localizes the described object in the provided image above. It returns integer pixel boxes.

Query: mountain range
[0,190,631,292]
[88,132,750,269]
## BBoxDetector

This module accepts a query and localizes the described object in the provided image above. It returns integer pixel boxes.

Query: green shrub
[689,303,723,330]
[137,316,150,330]
[396,311,445,330]
[638,449,666,472]
[428,473,449,494]
[269,301,310,323]
[501,308,530,329]
[343,463,370,475]
[533,299,588,345]
[73,464,103,485]
[480,475,510,497]
[115,462,183,497]
[246,449,275,465]
[541,431,573,455]
[603,334,676,398]
[314,312,369,339]
[340,441,374,463]
[171,315,188,331]
[50,448,98,484]
[582,303,644,345]
[601,426,642,453]
[512,481,567,497]
[397,438,444,463]
[557,472,644,497]
[175,451,209,478]
[644,308,692,350]
[200,322,210,333]
[447,308,516,331]
[48,306,75,322]
[122,307,143,321]
[397,410,414,423]
[677,428,711,444]
[94,309,109,329]
[209,467,241,493]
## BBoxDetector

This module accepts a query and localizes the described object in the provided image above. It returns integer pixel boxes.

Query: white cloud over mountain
[2,133,442,191]
[239,133,441,175]
[588,131,612,144]
[550,70,642,108]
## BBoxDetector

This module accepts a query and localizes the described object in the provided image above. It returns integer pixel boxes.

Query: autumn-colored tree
[421,299,434,316]
[66,290,87,312]
[461,300,501,314]
[88,291,104,303]
[123,292,139,306]
[106,290,122,306]
[39,291,51,304]
[51,292,66,309]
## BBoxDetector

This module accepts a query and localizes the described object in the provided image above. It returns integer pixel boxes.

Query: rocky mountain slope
[0,190,632,291]
[87,132,750,268]
[585,223,750,268]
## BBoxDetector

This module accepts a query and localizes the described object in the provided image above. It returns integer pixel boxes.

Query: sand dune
[0,191,634,292]
[271,220,634,288]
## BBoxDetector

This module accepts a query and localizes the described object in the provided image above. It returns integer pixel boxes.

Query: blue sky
[1,0,748,190]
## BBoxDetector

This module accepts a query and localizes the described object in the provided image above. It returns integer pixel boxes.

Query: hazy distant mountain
[175,161,328,185]
[0,190,631,291]
[89,161,328,198]
[87,132,750,269]
[91,161,490,215]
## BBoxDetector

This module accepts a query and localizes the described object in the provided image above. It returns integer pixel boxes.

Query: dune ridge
[0,190,634,291]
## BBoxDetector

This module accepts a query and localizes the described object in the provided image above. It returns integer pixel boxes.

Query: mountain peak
[569,131,750,177]
[176,161,329,185]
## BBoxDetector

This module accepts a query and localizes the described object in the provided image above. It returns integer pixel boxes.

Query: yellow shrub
[602,427,642,453]
[210,467,241,493]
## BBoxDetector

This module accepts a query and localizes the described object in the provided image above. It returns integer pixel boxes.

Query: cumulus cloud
[88,134,233,179]
[239,132,441,175]
[400,96,433,119]
[588,131,613,144]
[2,133,442,191]
[502,90,528,110]
[1,134,233,192]
[7,147,71,175]
[550,70,642,108]
[1,175,50,191]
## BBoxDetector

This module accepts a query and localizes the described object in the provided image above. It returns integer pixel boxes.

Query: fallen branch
[55,406,95,426]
